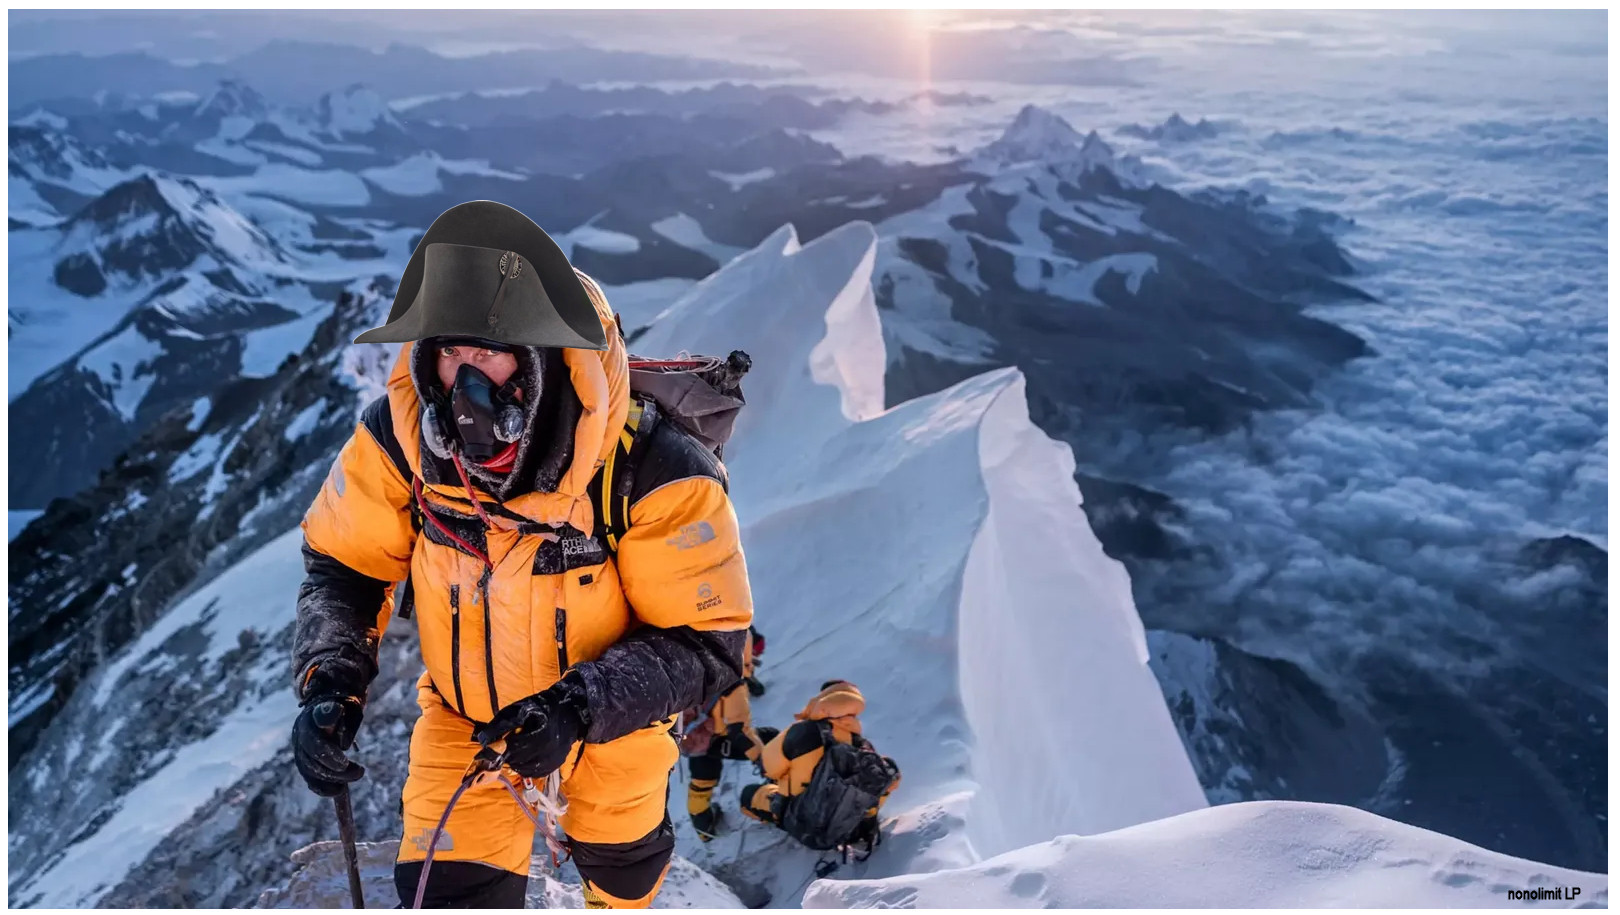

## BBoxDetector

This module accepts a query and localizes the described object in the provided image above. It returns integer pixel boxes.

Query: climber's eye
[440,345,458,358]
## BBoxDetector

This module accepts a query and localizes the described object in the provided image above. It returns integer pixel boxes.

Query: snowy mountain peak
[193,79,270,122]
[13,108,69,131]
[69,173,189,228]
[983,104,1087,162]
[54,173,287,297]
[9,125,116,184]
[976,106,1143,185]
[1078,129,1117,165]
[315,84,402,137]
[1121,112,1221,143]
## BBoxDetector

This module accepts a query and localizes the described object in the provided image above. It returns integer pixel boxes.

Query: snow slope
[633,221,1206,896]
[803,801,1607,908]
[11,529,306,908]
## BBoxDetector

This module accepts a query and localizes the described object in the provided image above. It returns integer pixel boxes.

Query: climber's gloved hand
[745,675,767,698]
[714,723,761,761]
[473,676,588,779]
[293,692,366,797]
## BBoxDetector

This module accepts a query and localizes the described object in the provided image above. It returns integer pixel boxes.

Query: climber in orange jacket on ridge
[288,200,753,908]
[741,680,900,855]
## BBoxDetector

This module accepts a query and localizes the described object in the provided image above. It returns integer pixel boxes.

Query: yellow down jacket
[293,276,754,745]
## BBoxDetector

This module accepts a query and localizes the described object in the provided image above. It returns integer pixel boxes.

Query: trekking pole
[311,699,366,909]
[333,787,366,909]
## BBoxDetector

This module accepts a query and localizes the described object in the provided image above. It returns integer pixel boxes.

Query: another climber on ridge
[741,680,900,859]
[681,625,777,841]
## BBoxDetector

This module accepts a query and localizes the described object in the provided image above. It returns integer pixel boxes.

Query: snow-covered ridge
[61,173,291,272]
[804,801,1608,908]
[634,222,1203,898]
[194,79,271,123]
[959,370,1205,855]
[1120,111,1222,143]
[258,840,744,909]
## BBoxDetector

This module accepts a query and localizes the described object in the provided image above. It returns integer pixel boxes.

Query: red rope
[479,442,518,473]
[450,455,495,531]
[413,477,492,569]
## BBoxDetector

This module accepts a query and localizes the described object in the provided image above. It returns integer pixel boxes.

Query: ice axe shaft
[333,787,366,908]
[313,700,366,910]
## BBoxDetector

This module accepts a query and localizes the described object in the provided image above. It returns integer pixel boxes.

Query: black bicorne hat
[354,200,608,351]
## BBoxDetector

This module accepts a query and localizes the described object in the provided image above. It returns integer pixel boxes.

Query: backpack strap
[361,396,421,620]
[592,396,651,556]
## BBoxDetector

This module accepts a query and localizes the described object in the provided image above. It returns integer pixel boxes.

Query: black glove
[472,677,588,779]
[745,675,766,698]
[713,724,751,761]
[292,693,365,797]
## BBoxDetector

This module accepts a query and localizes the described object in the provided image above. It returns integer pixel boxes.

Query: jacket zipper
[448,584,465,714]
[554,607,569,675]
[480,569,499,715]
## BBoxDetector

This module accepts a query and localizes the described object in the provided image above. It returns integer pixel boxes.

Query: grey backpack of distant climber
[780,726,898,851]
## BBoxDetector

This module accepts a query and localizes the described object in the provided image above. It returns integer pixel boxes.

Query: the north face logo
[410,827,453,853]
[666,521,717,550]
[561,536,603,559]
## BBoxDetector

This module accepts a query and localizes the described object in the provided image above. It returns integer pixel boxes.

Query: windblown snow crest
[803,802,1608,908]
[632,220,1205,900]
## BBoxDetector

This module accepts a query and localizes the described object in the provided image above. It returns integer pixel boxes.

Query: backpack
[779,723,899,851]
[592,350,750,555]
[626,350,750,459]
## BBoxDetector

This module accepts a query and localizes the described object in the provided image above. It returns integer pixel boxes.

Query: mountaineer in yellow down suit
[741,681,900,856]
[683,628,778,841]
[288,201,753,908]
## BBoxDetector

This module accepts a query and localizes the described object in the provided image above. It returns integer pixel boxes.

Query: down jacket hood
[384,270,629,535]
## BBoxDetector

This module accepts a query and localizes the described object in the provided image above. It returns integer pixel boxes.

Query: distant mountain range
[9,41,786,109]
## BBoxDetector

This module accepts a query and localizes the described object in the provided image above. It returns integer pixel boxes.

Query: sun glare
[908,9,941,30]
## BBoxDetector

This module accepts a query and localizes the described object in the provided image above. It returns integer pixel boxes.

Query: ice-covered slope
[632,221,1207,897]
[804,801,1607,908]
[11,528,304,908]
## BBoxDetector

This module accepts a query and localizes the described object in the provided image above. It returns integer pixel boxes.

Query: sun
[906,9,943,31]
